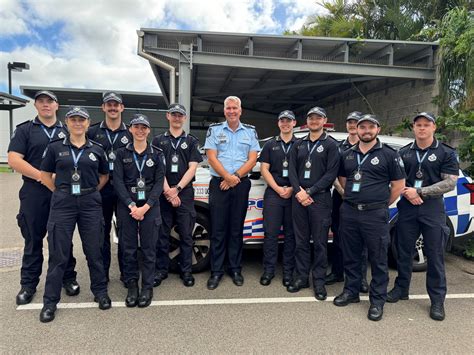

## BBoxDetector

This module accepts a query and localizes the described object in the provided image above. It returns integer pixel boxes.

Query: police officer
[153,104,203,287]
[114,114,165,307]
[8,90,79,305]
[326,111,369,293]
[334,114,405,321]
[287,106,340,300]
[39,106,111,322]
[259,110,296,287]
[203,96,260,290]
[88,92,131,283]
[387,112,458,321]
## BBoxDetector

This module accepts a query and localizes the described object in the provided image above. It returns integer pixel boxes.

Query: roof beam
[327,42,349,62]
[365,44,394,65]
[398,46,434,67]
[147,48,435,80]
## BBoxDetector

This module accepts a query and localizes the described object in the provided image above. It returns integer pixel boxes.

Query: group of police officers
[9,91,458,323]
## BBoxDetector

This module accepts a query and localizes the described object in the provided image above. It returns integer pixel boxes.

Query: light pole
[7,62,30,137]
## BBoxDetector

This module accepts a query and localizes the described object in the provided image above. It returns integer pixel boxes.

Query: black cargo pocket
[16,212,30,241]
[47,221,56,253]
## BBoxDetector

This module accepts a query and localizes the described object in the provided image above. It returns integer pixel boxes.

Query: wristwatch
[305,188,312,195]
[176,185,182,192]
[233,172,241,179]
[128,202,137,208]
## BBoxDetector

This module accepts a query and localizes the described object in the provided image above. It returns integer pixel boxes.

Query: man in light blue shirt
[204,96,260,290]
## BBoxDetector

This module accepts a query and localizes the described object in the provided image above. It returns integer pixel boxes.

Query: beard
[358,133,377,143]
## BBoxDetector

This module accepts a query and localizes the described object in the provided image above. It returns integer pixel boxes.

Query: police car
[167,131,474,273]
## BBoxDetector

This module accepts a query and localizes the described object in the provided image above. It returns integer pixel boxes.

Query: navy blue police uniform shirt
[8,117,68,182]
[288,131,340,195]
[399,139,459,188]
[113,143,166,207]
[338,137,356,153]
[151,131,203,187]
[41,136,109,190]
[339,139,406,204]
[259,135,296,187]
[87,121,131,174]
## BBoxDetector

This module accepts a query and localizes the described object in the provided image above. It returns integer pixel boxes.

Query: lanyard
[280,141,292,157]
[170,137,182,151]
[356,153,370,170]
[41,125,57,142]
[416,150,429,170]
[105,130,119,151]
[70,148,84,169]
[133,152,148,177]
[306,141,321,160]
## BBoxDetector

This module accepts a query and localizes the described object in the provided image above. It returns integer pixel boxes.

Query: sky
[0,0,324,97]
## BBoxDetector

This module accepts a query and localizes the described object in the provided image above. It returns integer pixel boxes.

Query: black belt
[344,200,387,211]
[211,175,248,181]
[58,187,97,196]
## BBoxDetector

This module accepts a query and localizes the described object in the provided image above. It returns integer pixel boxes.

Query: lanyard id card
[282,159,289,177]
[71,168,81,195]
[304,160,311,179]
[136,177,146,201]
[171,154,179,173]
[414,179,423,188]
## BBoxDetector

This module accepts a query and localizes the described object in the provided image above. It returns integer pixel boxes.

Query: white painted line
[16,293,474,311]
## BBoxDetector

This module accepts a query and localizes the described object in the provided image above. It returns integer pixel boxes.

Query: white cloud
[1,0,317,94]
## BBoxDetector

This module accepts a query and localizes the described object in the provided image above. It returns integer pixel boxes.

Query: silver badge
[283,160,289,168]
[146,159,154,167]
[137,180,145,188]
[181,142,188,149]
[316,145,324,153]
[121,136,129,144]
[416,170,423,179]
[171,155,179,163]
[108,151,116,160]
[354,172,361,181]
[305,161,312,169]
[58,132,65,139]
[89,153,97,161]
[428,153,437,162]
[72,172,80,181]
[370,157,379,165]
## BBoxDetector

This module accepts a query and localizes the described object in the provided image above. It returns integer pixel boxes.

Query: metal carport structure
[136,29,438,137]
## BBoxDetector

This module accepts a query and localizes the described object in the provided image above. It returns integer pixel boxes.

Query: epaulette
[151,144,163,152]
[383,143,396,151]
[243,123,256,129]
[90,139,104,148]
[188,133,199,141]
[48,137,63,144]
[441,142,455,151]
[16,120,32,128]
[209,122,223,127]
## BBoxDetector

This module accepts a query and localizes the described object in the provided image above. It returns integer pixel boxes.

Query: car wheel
[169,210,211,273]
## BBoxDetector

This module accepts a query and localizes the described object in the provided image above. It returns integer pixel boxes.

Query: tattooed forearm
[421,174,458,197]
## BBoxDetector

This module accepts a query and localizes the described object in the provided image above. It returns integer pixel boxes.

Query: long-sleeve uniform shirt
[113,143,165,208]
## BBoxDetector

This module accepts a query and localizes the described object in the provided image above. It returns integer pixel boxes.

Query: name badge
[282,169,288,178]
[414,179,423,188]
[352,182,361,193]
[304,170,311,179]
[71,169,81,195]
[137,178,146,201]
[109,162,114,171]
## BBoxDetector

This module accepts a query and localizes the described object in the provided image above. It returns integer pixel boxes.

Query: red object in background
[464,183,474,205]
